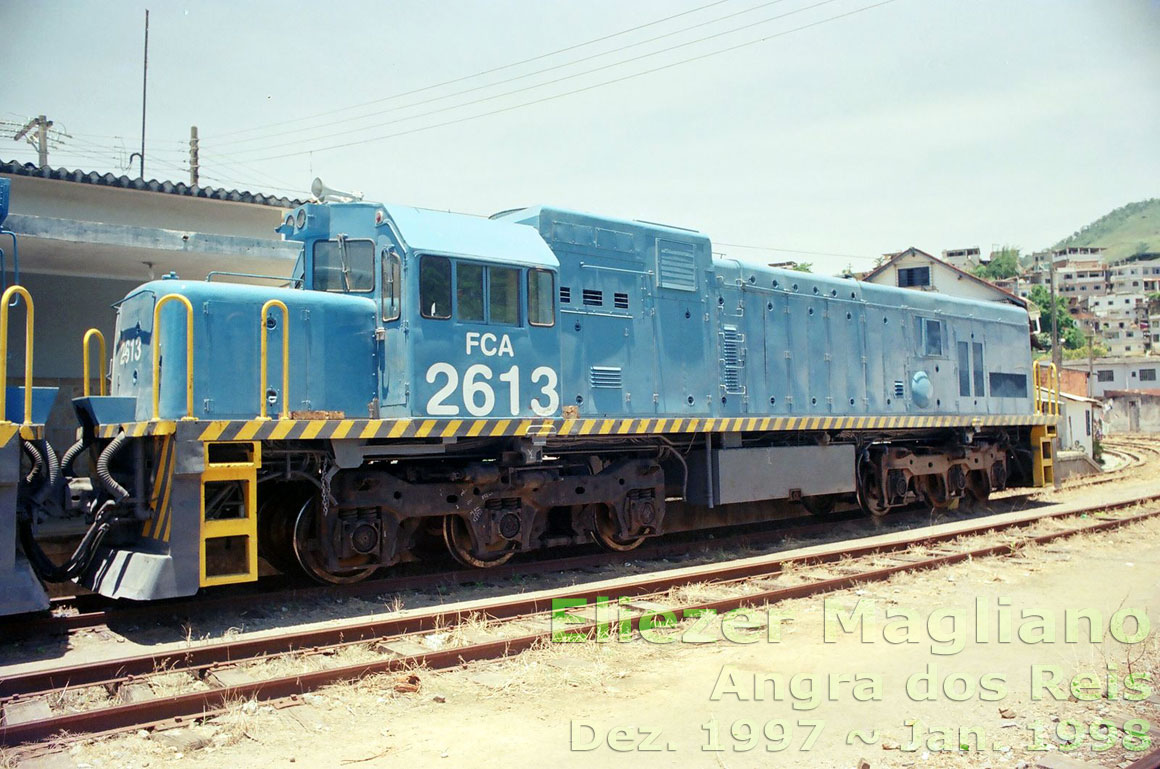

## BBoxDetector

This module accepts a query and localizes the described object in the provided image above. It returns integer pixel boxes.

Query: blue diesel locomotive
[1,187,1060,614]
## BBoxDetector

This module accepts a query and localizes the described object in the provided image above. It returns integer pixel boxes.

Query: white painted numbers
[424,334,559,417]
[118,337,143,366]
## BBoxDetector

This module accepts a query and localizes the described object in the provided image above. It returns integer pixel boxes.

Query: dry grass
[210,697,275,746]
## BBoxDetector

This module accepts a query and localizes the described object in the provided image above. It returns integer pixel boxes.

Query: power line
[245,0,896,162]
[225,0,844,158]
[717,242,880,261]
[198,171,303,195]
[213,0,798,149]
[197,150,300,192]
[211,0,738,141]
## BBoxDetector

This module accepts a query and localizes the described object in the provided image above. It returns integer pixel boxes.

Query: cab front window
[313,238,374,292]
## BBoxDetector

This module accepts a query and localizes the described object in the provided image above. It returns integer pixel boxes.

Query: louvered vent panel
[721,328,742,365]
[656,239,698,291]
[893,380,905,398]
[589,366,623,389]
[614,292,629,309]
[582,289,603,306]
[560,286,571,304]
[719,325,746,395]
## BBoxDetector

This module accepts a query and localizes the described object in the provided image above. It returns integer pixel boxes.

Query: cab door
[377,243,408,409]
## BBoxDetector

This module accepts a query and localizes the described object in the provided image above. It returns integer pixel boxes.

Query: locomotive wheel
[443,515,515,568]
[591,504,646,552]
[917,474,953,511]
[855,460,890,517]
[291,497,379,584]
[965,469,991,505]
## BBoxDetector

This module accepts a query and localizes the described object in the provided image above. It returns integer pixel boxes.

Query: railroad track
[20,435,1158,636]
[3,492,1158,749]
[7,486,1056,637]
[1047,434,1160,490]
[8,511,866,636]
[9,460,1152,638]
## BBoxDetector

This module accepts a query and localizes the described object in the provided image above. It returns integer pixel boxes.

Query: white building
[1089,293,1146,316]
[1056,258,1108,300]
[1109,258,1160,294]
[862,246,1033,316]
[1064,356,1160,398]
[941,247,984,271]
[1055,390,1099,457]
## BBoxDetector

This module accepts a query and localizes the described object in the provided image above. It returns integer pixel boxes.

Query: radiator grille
[589,366,623,389]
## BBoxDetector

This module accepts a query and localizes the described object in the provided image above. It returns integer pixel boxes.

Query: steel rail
[2,503,1156,745]
[10,510,869,635]
[4,496,1154,697]
[4,506,1156,746]
[11,481,1094,636]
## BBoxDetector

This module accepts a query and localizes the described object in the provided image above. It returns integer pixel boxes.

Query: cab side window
[457,263,485,322]
[451,261,519,325]
[420,255,452,319]
[489,267,519,326]
[381,249,401,322]
[528,269,555,326]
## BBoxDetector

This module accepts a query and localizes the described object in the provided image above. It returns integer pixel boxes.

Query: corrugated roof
[0,159,306,208]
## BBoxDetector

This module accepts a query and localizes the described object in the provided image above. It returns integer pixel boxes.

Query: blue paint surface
[106,200,1034,422]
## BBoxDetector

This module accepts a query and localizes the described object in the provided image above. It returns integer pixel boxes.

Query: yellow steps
[200,442,260,587]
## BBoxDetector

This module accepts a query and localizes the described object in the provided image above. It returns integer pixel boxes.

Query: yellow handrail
[83,328,107,397]
[0,286,34,425]
[258,299,290,420]
[1033,360,1060,416]
[151,294,195,421]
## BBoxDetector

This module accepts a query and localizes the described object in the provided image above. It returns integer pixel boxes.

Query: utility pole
[1087,325,1095,396]
[1049,254,1062,372]
[129,10,149,178]
[189,126,199,187]
[13,115,53,167]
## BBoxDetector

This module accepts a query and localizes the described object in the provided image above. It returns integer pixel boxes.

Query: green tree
[790,262,813,273]
[1027,285,1086,350]
[973,247,1020,281]
[1063,325,1087,350]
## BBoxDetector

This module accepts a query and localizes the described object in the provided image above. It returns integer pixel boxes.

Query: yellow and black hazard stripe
[94,412,1059,444]
[96,421,176,439]
[0,422,45,447]
[141,435,177,542]
[191,413,1063,442]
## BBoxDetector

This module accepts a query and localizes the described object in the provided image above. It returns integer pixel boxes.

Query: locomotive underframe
[6,416,1047,606]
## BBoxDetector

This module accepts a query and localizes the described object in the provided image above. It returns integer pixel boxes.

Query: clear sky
[2,0,1157,274]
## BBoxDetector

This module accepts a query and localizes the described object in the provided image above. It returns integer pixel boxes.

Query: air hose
[18,436,131,582]
[96,433,131,503]
[22,440,43,485]
[59,436,88,478]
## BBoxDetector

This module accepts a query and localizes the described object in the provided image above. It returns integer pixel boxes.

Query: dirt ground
[20,496,1157,769]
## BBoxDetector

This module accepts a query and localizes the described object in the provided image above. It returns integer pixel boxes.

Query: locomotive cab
[280,199,564,420]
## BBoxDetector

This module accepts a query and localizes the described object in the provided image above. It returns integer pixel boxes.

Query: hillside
[1051,198,1160,262]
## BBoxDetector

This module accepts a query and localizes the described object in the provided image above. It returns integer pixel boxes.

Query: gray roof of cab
[0,159,307,208]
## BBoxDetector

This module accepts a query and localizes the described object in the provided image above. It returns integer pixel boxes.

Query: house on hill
[861,247,1038,329]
